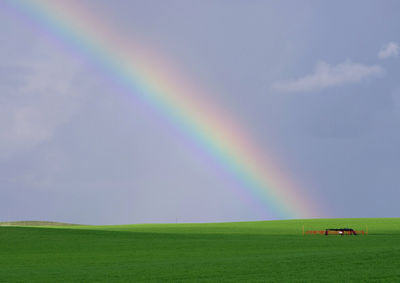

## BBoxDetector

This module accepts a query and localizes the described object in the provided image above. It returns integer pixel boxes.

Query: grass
[0,218,399,282]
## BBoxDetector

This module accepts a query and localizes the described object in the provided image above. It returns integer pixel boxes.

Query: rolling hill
[0,218,399,281]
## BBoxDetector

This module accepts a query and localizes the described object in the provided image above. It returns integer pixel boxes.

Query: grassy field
[0,218,399,282]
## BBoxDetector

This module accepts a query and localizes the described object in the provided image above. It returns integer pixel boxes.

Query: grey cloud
[0,58,83,159]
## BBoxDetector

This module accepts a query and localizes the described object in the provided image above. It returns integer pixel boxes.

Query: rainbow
[5,0,320,219]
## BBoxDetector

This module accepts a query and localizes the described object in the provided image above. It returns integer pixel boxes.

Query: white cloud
[272,60,384,93]
[378,42,399,59]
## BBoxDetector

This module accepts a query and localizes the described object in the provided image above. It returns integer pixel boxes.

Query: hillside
[0,218,399,282]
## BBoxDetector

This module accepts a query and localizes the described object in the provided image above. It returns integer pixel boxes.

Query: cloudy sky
[1,1,399,224]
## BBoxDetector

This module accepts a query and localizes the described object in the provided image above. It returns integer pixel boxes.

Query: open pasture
[1,218,399,282]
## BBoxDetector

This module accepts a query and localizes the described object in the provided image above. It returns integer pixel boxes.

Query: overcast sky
[1,1,399,224]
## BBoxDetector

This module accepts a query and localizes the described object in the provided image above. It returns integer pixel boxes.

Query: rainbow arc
[5,0,321,219]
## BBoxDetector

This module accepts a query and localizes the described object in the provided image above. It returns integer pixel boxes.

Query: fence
[304,230,366,235]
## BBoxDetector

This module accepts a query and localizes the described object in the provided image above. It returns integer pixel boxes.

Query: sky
[1,0,399,224]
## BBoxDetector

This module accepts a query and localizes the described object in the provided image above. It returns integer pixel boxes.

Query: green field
[1,218,399,282]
